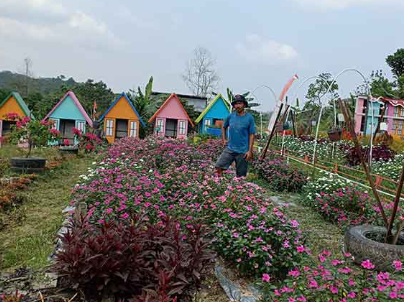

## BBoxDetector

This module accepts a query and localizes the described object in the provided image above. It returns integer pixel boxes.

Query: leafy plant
[52,215,214,301]
[72,127,103,153]
[5,113,60,157]
[252,156,307,193]
[345,145,396,166]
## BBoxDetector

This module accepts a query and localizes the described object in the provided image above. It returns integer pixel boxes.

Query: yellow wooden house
[100,93,145,143]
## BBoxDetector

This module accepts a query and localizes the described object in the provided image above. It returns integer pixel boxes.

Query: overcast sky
[0,0,403,111]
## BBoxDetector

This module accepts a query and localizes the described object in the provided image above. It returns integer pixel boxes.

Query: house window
[49,118,58,129]
[179,120,186,135]
[394,107,399,117]
[129,121,137,138]
[204,119,211,130]
[77,121,85,132]
[362,100,367,114]
[106,119,113,136]
[156,119,164,134]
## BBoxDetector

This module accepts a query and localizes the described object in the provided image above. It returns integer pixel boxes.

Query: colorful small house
[100,92,145,143]
[148,93,194,139]
[0,92,33,138]
[195,94,230,135]
[354,96,404,137]
[43,91,93,145]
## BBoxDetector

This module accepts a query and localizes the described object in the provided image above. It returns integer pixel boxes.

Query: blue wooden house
[195,94,230,136]
[43,91,93,145]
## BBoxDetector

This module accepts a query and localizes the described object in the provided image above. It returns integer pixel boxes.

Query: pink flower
[361,259,375,270]
[347,292,356,299]
[296,245,305,253]
[329,285,338,294]
[393,260,402,271]
[262,273,270,282]
[233,233,239,238]
[288,269,300,277]
[390,292,398,299]
[121,213,129,219]
[308,280,318,288]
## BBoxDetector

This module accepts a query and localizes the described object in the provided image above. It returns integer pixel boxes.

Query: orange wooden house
[100,93,145,143]
[0,92,33,138]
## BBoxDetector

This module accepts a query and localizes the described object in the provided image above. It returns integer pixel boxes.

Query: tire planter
[345,225,404,271]
[327,129,342,142]
[58,146,79,154]
[10,157,46,174]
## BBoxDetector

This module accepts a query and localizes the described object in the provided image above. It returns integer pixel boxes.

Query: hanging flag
[93,100,97,119]
[268,74,299,131]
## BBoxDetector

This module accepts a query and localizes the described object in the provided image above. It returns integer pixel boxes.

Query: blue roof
[99,93,145,127]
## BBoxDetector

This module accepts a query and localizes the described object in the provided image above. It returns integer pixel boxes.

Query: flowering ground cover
[263,250,404,301]
[252,155,307,193]
[57,137,309,300]
[301,172,401,229]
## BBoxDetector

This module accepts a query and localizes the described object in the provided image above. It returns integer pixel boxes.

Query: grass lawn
[0,150,95,272]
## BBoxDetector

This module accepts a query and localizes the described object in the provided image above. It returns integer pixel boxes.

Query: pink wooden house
[148,93,194,139]
[354,96,404,137]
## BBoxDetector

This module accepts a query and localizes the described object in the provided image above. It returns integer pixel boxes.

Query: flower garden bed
[53,137,309,301]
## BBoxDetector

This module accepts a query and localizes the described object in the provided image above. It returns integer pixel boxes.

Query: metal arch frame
[281,75,335,156]
[312,68,371,165]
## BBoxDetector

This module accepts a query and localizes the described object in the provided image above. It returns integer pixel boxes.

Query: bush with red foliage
[52,215,215,301]
[345,144,396,166]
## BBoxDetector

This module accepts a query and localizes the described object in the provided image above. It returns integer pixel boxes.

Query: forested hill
[0,71,78,95]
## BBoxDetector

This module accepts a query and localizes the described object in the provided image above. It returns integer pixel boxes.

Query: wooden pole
[261,103,284,159]
[339,99,389,226]
[387,159,404,243]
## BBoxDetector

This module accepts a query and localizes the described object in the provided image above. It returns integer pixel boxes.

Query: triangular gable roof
[195,93,230,124]
[43,91,93,127]
[0,92,33,118]
[148,93,195,127]
[99,93,145,127]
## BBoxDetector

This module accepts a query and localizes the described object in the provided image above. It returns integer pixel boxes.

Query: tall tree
[386,48,404,78]
[72,79,115,115]
[128,76,157,138]
[182,47,220,97]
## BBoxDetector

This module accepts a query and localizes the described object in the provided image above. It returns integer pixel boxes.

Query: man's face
[234,101,245,113]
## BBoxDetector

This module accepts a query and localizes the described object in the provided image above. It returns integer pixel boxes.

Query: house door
[60,119,76,144]
[165,119,178,138]
[2,120,17,135]
[115,119,128,140]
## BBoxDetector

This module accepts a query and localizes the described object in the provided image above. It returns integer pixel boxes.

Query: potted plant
[327,128,342,141]
[6,113,60,173]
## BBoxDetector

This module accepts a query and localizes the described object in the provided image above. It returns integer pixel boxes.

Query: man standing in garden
[215,94,256,177]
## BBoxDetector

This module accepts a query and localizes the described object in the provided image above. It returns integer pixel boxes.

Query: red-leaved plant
[52,215,215,301]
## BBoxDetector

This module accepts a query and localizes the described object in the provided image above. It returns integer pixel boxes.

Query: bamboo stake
[339,99,388,226]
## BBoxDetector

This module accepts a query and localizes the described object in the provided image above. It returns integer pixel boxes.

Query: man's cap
[231,94,249,107]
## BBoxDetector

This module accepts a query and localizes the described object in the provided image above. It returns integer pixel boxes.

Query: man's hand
[244,151,253,161]
[222,139,228,147]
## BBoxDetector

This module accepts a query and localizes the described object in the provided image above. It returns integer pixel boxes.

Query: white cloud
[293,0,404,10]
[0,17,56,40]
[69,11,108,35]
[0,0,67,18]
[236,34,298,65]
[0,1,122,48]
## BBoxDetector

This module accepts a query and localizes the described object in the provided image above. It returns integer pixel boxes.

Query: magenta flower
[296,245,305,253]
[262,273,270,282]
[393,260,403,271]
[361,259,375,270]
